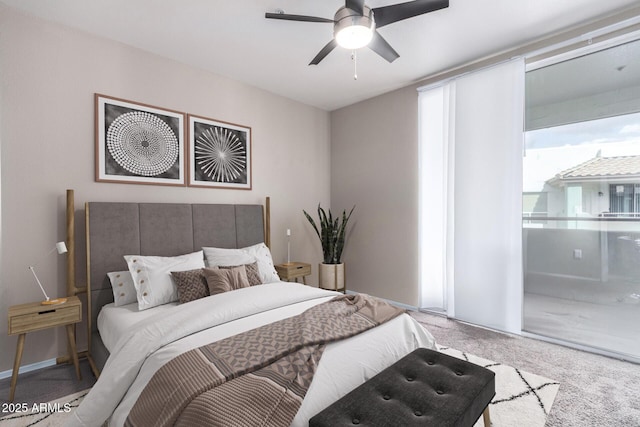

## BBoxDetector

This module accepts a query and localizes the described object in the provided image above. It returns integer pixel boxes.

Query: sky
[525,111,640,151]
[523,111,640,192]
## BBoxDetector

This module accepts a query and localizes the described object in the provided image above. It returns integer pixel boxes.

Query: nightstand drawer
[275,262,312,284]
[276,262,311,278]
[8,299,81,335]
[287,263,311,277]
[297,264,312,276]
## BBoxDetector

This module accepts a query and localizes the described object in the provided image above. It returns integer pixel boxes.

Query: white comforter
[68,282,435,427]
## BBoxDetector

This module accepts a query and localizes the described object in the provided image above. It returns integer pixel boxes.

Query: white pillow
[107,271,136,307]
[124,250,205,311]
[242,243,280,283]
[202,247,256,269]
[203,243,280,284]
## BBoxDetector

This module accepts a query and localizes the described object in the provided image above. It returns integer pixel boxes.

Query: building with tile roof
[546,154,640,218]
[550,155,640,183]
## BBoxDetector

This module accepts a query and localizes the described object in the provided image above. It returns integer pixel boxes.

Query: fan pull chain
[352,50,358,80]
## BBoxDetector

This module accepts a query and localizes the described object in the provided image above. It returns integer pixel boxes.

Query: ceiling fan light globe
[334,6,375,50]
[336,25,373,49]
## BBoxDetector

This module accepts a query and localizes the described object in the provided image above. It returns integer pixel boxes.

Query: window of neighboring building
[609,183,640,216]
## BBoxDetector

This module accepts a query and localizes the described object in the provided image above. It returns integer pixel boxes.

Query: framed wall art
[95,94,185,186]
[188,114,252,190]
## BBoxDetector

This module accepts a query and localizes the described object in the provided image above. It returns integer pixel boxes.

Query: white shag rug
[437,344,560,427]
[0,347,559,426]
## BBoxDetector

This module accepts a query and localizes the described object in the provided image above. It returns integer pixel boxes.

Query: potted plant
[303,204,354,292]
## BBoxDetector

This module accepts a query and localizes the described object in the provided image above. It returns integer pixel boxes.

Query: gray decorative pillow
[171,268,209,304]
[107,271,137,306]
[220,262,262,286]
[203,266,250,296]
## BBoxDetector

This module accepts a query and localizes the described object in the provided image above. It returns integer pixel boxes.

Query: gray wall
[525,229,603,280]
[330,84,421,306]
[0,6,331,373]
[524,228,640,301]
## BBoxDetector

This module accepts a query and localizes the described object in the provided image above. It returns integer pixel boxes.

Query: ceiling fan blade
[372,0,449,28]
[368,31,400,63]
[345,0,365,15]
[309,39,338,65]
[265,12,334,23]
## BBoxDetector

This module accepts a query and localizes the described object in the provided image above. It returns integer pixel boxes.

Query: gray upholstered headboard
[84,201,267,371]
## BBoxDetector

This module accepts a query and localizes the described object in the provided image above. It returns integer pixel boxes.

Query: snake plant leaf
[335,205,355,264]
[303,204,355,264]
[303,210,321,240]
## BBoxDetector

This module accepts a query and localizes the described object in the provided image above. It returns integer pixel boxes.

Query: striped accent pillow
[220,262,262,286]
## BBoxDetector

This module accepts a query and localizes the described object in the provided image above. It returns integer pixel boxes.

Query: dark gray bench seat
[309,347,495,427]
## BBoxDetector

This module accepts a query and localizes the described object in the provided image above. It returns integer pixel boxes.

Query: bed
[63,191,435,427]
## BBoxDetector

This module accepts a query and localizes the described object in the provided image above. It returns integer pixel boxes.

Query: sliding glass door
[523,38,640,361]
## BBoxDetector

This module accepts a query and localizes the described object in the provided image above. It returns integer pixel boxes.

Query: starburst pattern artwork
[195,127,246,183]
[189,115,252,190]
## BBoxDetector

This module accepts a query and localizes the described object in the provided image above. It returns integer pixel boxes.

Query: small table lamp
[286,228,292,265]
[29,241,68,305]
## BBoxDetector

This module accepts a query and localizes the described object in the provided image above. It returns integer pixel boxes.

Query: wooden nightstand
[275,262,312,284]
[7,296,82,401]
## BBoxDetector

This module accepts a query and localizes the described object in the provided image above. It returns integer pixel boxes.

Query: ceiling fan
[265,0,449,66]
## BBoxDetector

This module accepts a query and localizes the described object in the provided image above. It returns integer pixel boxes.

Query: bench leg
[483,407,491,426]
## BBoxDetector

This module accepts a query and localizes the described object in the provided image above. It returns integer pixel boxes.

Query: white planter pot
[318,263,345,292]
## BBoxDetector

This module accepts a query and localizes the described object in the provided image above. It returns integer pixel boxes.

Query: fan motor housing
[333,5,375,39]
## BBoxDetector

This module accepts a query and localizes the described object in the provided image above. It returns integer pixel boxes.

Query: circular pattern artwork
[106,111,179,177]
[195,127,246,183]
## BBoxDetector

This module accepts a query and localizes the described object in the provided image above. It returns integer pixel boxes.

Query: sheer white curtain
[419,58,525,334]
[418,84,450,311]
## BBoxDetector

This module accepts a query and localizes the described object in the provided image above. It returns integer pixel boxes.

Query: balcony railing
[600,212,640,218]
[523,212,640,222]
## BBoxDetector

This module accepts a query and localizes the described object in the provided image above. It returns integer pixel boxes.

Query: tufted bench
[309,347,495,427]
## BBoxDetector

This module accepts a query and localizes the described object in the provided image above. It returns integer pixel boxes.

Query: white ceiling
[2,0,639,111]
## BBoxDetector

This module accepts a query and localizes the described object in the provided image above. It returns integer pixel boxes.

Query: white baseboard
[0,358,57,380]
